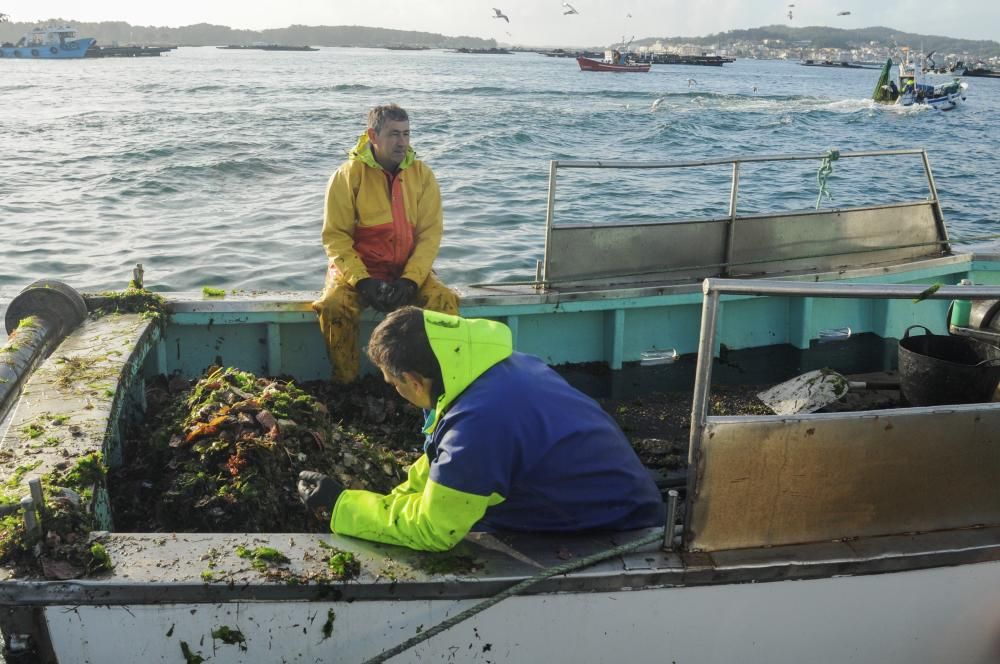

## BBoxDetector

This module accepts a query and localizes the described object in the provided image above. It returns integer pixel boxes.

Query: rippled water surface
[2,48,999,335]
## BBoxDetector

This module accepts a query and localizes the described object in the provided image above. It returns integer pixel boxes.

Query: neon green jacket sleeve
[330,455,504,552]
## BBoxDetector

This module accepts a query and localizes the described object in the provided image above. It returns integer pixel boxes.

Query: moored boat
[218,43,318,51]
[2,149,1000,663]
[577,48,650,72]
[0,26,95,60]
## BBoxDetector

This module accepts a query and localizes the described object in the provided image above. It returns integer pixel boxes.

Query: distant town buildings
[631,37,999,68]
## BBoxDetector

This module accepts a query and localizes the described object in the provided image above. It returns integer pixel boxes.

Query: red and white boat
[577,49,650,73]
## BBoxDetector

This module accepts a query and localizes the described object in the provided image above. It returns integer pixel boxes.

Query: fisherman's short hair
[367,306,444,398]
[367,104,409,134]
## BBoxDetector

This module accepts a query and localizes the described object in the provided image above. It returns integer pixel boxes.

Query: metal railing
[541,148,948,288]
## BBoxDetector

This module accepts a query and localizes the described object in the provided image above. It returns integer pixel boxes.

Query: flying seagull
[492,8,510,22]
[562,2,579,15]
[687,78,697,86]
[788,3,795,6]
[0,12,9,23]
[836,10,851,15]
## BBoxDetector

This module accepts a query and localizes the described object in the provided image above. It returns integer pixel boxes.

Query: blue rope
[815,149,840,209]
[363,528,666,663]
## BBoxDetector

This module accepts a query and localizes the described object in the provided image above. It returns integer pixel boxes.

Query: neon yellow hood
[422,310,513,434]
[349,132,416,170]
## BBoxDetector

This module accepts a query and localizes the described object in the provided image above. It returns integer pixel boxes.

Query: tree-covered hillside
[0,20,496,49]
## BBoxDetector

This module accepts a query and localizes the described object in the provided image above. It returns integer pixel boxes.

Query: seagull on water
[562,2,579,15]
[651,97,665,111]
[492,8,510,23]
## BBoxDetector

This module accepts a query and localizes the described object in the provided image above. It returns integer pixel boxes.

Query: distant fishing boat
[955,62,1000,78]
[577,49,650,72]
[0,26,95,59]
[872,53,968,111]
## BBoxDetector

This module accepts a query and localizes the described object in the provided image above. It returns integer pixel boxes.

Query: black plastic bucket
[898,325,1000,406]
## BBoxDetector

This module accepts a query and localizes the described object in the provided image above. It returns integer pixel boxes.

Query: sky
[2,1,997,46]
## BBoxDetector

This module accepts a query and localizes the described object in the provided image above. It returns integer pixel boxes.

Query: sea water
[2,47,999,340]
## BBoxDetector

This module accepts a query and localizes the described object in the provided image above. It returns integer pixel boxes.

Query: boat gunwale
[0,526,996,606]
[146,250,995,314]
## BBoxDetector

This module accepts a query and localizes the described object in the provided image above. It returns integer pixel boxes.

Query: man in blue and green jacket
[297,307,663,551]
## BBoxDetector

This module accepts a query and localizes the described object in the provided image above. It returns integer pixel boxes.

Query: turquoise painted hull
[154,253,1000,381]
[0,38,95,59]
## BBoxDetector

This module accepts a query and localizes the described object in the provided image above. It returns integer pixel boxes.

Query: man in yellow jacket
[312,104,459,384]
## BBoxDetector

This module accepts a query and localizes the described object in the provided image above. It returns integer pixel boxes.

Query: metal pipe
[0,317,59,423]
[539,160,559,291]
[0,280,87,424]
[703,278,1000,301]
[683,288,721,546]
[722,161,740,277]
[921,149,951,254]
[949,325,1000,344]
[663,489,679,551]
[20,497,37,536]
[550,148,926,171]
[27,478,44,514]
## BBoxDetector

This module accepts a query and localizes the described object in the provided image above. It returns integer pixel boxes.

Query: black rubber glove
[383,278,418,310]
[297,471,345,514]
[356,278,392,312]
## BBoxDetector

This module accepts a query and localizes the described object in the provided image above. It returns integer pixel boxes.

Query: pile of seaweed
[0,452,113,579]
[110,368,423,533]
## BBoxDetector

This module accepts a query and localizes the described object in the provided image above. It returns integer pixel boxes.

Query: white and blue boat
[1,149,999,663]
[0,26,95,60]
[873,52,968,111]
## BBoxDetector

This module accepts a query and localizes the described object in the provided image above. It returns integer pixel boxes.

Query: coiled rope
[362,527,667,664]
[815,149,840,209]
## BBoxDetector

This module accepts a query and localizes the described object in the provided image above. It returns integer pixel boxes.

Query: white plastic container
[640,349,678,366]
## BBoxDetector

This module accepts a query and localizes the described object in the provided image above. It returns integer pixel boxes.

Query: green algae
[326,550,360,579]
[236,545,290,571]
[202,287,226,298]
[321,609,336,640]
[179,641,206,664]
[61,453,106,488]
[88,542,112,573]
[211,626,247,650]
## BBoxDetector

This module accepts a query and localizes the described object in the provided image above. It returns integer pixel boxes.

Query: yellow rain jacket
[321,133,443,286]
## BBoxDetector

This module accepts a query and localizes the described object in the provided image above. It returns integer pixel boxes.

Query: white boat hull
[44,559,1000,663]
[898,83,968,110]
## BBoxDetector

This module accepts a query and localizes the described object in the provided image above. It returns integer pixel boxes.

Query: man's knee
[419,280,460,315]
[314,285,360,323]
